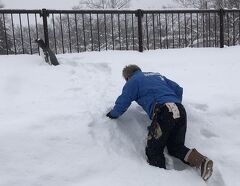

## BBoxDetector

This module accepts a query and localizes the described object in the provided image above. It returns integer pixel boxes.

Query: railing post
[40,8,50,47]
[135,9,144,52]
[219,8,225,48]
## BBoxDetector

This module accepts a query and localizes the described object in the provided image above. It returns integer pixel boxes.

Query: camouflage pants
[146,103,190,168]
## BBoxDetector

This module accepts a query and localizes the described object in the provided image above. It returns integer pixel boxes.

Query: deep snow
[1,47,240,186]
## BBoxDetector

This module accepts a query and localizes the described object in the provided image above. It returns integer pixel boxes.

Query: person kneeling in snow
[106,64,213,181]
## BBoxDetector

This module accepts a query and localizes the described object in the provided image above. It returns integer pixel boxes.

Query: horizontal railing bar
[142,9,220,14]
[0,8,239,15]
[0,8,239,16]
[0,9,41,14]
[224,9,240,12]
[46,9,137,14]
[0,9,225,14]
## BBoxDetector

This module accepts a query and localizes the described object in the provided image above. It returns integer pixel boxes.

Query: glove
[106,112,117,119]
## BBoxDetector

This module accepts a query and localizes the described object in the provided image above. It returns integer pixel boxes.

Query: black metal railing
[45,9,139,54]
[0,8,240,55]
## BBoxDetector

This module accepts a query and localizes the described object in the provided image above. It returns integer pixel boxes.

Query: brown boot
[185,149,213,181]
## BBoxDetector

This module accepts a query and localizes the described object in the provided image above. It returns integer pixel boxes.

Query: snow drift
[1,47,240,186]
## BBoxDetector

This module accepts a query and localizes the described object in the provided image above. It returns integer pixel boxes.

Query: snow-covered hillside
[1,47,240,186]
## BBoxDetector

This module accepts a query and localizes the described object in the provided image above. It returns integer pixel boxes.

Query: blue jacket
[110,71,183,119]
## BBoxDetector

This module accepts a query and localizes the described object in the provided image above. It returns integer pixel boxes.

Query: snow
[1,46,240,186]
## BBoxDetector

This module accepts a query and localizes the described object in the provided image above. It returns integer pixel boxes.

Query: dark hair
[122,64,142,80]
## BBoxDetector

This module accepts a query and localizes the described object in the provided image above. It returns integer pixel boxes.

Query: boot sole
[202,159,213,181]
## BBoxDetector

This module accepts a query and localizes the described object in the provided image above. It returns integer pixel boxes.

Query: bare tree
[218,0,240,9]
[74,0,130,9]
[174,0,211,9]
[175,0,240,9]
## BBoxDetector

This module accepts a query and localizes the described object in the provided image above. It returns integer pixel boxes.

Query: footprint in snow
[200,128,219,138]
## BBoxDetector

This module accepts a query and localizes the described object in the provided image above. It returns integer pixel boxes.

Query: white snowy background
[2,0,175,10]
[1,46,240,186]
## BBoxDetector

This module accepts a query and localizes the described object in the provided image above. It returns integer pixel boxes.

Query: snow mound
[1,47,240,186]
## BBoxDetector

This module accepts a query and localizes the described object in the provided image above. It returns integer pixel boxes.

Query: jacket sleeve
[110,79,138,118]
[164,76,183,101]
